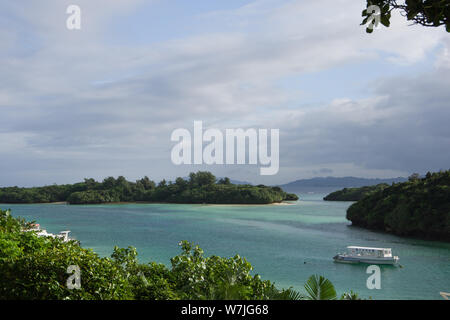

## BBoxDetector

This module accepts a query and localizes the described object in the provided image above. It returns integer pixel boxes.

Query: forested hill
[323,184,390,201]
[0,171,298,205]
[346,171,450,242]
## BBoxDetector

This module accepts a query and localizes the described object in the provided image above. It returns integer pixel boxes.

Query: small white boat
[25,224,73,242]
[333,246,399,265]
[57,231,71,242]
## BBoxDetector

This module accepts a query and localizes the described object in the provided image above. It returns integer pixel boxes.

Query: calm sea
[3,193,449,300]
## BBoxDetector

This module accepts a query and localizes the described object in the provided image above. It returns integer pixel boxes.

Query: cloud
[312,168,334,175]
[275,67,450,179]
[0,0,448,185]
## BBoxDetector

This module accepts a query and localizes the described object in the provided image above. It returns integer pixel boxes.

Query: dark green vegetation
[347,171,450,241]
[0,209,360,300]
[324,184,390,201]
[0,171,298,205]
[362,0,450,33]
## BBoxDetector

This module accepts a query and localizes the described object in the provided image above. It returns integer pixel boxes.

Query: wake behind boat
[333,246,399,265]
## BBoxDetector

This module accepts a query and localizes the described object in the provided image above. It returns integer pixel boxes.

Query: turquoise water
[3,194,449,300]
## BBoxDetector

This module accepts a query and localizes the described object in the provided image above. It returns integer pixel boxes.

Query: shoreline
[205,201,296,207]
[1,200,298,206]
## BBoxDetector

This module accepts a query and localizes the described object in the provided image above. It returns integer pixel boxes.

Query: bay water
[4,193,449,300]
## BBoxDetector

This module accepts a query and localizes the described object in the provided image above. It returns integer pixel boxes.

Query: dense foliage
[0,171,298,205]
[362,0,450,33]
[0,209,359,300]
[324,184,389,201]
[347,171,450,241]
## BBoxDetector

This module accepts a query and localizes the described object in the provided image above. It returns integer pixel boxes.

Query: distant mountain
[229,179,253,185]
[178,177,252,186]
[278,176,407,193]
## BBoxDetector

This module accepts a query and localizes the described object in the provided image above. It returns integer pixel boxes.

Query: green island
[323,184,390,201]
[0,171,298,205]
[0,209,360,300]
[344,170,450,242]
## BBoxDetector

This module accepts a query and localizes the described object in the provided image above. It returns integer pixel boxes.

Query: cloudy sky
[1,0,449,186]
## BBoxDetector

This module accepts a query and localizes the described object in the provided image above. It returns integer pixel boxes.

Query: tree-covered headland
[323,184,390,201]
[0,171,298,205]
[346,171,450,241]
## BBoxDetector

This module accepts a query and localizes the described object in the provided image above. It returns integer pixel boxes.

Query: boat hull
[333,254,398,265]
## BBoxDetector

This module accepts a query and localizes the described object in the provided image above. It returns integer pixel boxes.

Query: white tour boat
[333,246,399,265]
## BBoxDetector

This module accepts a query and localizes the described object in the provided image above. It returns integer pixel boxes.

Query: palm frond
[303,275,337,300]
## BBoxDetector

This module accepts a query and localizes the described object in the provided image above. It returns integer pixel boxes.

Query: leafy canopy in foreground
[362,0,450,33]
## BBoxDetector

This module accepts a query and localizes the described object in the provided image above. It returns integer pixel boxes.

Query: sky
[1,0,449,186]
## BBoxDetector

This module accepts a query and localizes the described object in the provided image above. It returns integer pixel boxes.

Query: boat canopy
[347,246,391,251]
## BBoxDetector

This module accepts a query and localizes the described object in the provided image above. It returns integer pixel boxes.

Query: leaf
[303,275,337,300]
[407,10,418,20]
[381,15,390,27]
